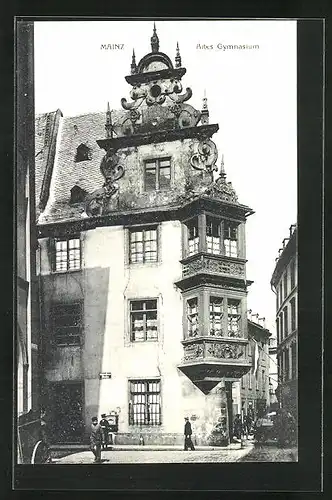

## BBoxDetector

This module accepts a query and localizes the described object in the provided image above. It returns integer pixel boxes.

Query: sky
[34,20,297,335]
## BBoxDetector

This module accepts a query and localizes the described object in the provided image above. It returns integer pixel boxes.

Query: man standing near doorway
[100,414,110,450]
[90,417,102,463]
[184,417,195,451]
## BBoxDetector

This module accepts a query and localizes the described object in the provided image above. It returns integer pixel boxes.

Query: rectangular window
[290,297,296,332]
[262,370,265,392]
[209,297,223,336]
[279,281,283,305]
[187,219,199,256]
[283,306,288,337]
[129,380,161,426]
[129,226,158,263]
[51,303,81,346]
[248,371,252,389]
[284,348,289,381]
[255,372,259,390]
[224,221,238,258]
[291,342,297,379]
[276,317,280,344]
[290,259,296,290]
[54,237,81,272]
[206,216,221,254]
[283,271,288,299]
[227,299,241,337]
[241,374,245,389]
[279,312,284,342]
[130,300,158,342]
[144,158,171,191]
[187,297,199,337]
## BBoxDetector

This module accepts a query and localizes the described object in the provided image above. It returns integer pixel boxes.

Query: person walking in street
[233,414,242,440]
[90,417,102,463]
[184,417,195,451]
[100,414,110,450]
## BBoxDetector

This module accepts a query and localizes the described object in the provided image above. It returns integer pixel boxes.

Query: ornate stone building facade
[36,25,256,445]
[271,224,298,418]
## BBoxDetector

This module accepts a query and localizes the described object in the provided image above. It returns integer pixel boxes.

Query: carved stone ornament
[121,78,193,110]
[190,139,218,173]
[206,342,244,359]
[204,177,238,203]
[183,256,245,277]
[85,149,124,217]
[184,343,204,361]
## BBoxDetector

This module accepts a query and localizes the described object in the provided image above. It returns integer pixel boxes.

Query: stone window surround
[50,234,82,274]
[128,377,162,427]
[125,295,161,345]
[124,222,162,267]
[142,155,172,193]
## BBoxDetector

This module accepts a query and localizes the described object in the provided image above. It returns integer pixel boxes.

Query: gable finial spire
[105,102,113,138]
[201,89,209,125]
[151,22,159,52]
[219,154,226,181]
[175,41,182,68]
[131,49,137,74]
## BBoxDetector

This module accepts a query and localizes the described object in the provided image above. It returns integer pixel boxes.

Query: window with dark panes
[206,216,221,254]
[279,312,284,342]
[130,299,158,342]
[276,317,280,344]
[187,219,199,256]
[283,270,288,299]
[54,237,81,272]
[187,297,198,337]
[209,297,223,336]
[227,299,241,337]
[283,306,288,337]
[290,259,296,290]
[51,303,81,346]
[224,221,238,257]
[129,379,161,426]
[291,342,297,379]
[284,348,289,381]
[129,226,158,263]
[290,297,296,332]
[279,281,283,305]
[144,158,171,191]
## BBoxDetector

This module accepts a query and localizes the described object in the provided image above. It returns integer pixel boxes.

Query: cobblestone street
[50,442,298,464]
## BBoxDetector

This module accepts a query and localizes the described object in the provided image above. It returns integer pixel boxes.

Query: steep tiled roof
[37,111,117,224]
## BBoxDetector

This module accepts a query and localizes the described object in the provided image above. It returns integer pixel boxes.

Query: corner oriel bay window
[224,221,238,257]
[209,297,223,336]
[206,216,221,254]
[53,237,81,272]
[129,380,161,426]
[227,299,241,337]
[129,226,158,263]
[130,299,158,342]
[187,219,199,256]
[51,303,82,346]
[144,158,171,191]
[187,297,198,337]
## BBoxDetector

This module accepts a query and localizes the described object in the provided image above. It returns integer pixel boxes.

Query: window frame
[52,235,82,273]
[144,157,172,192]
[51,302,82,347]
[283,305,288,337]
[128,378,162,426]
[129,298,159,343]
[290,297,296,332]
[128,225,159,264]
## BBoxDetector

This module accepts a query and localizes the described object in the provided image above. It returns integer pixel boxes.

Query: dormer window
[70,185,88,204]
[75,143,92,162]
[144,158,171,191]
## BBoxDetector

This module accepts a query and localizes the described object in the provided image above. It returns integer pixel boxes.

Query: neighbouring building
[16,20,40,462]
[268,335,279,410]
[36,25,257,445]
[271,224,298,419]
[232,317,271,421]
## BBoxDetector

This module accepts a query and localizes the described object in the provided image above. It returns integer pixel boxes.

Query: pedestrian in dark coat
[233,414,242,440]
[100,414,110,450]
[90,417,102,463]
[184,417,195,451]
